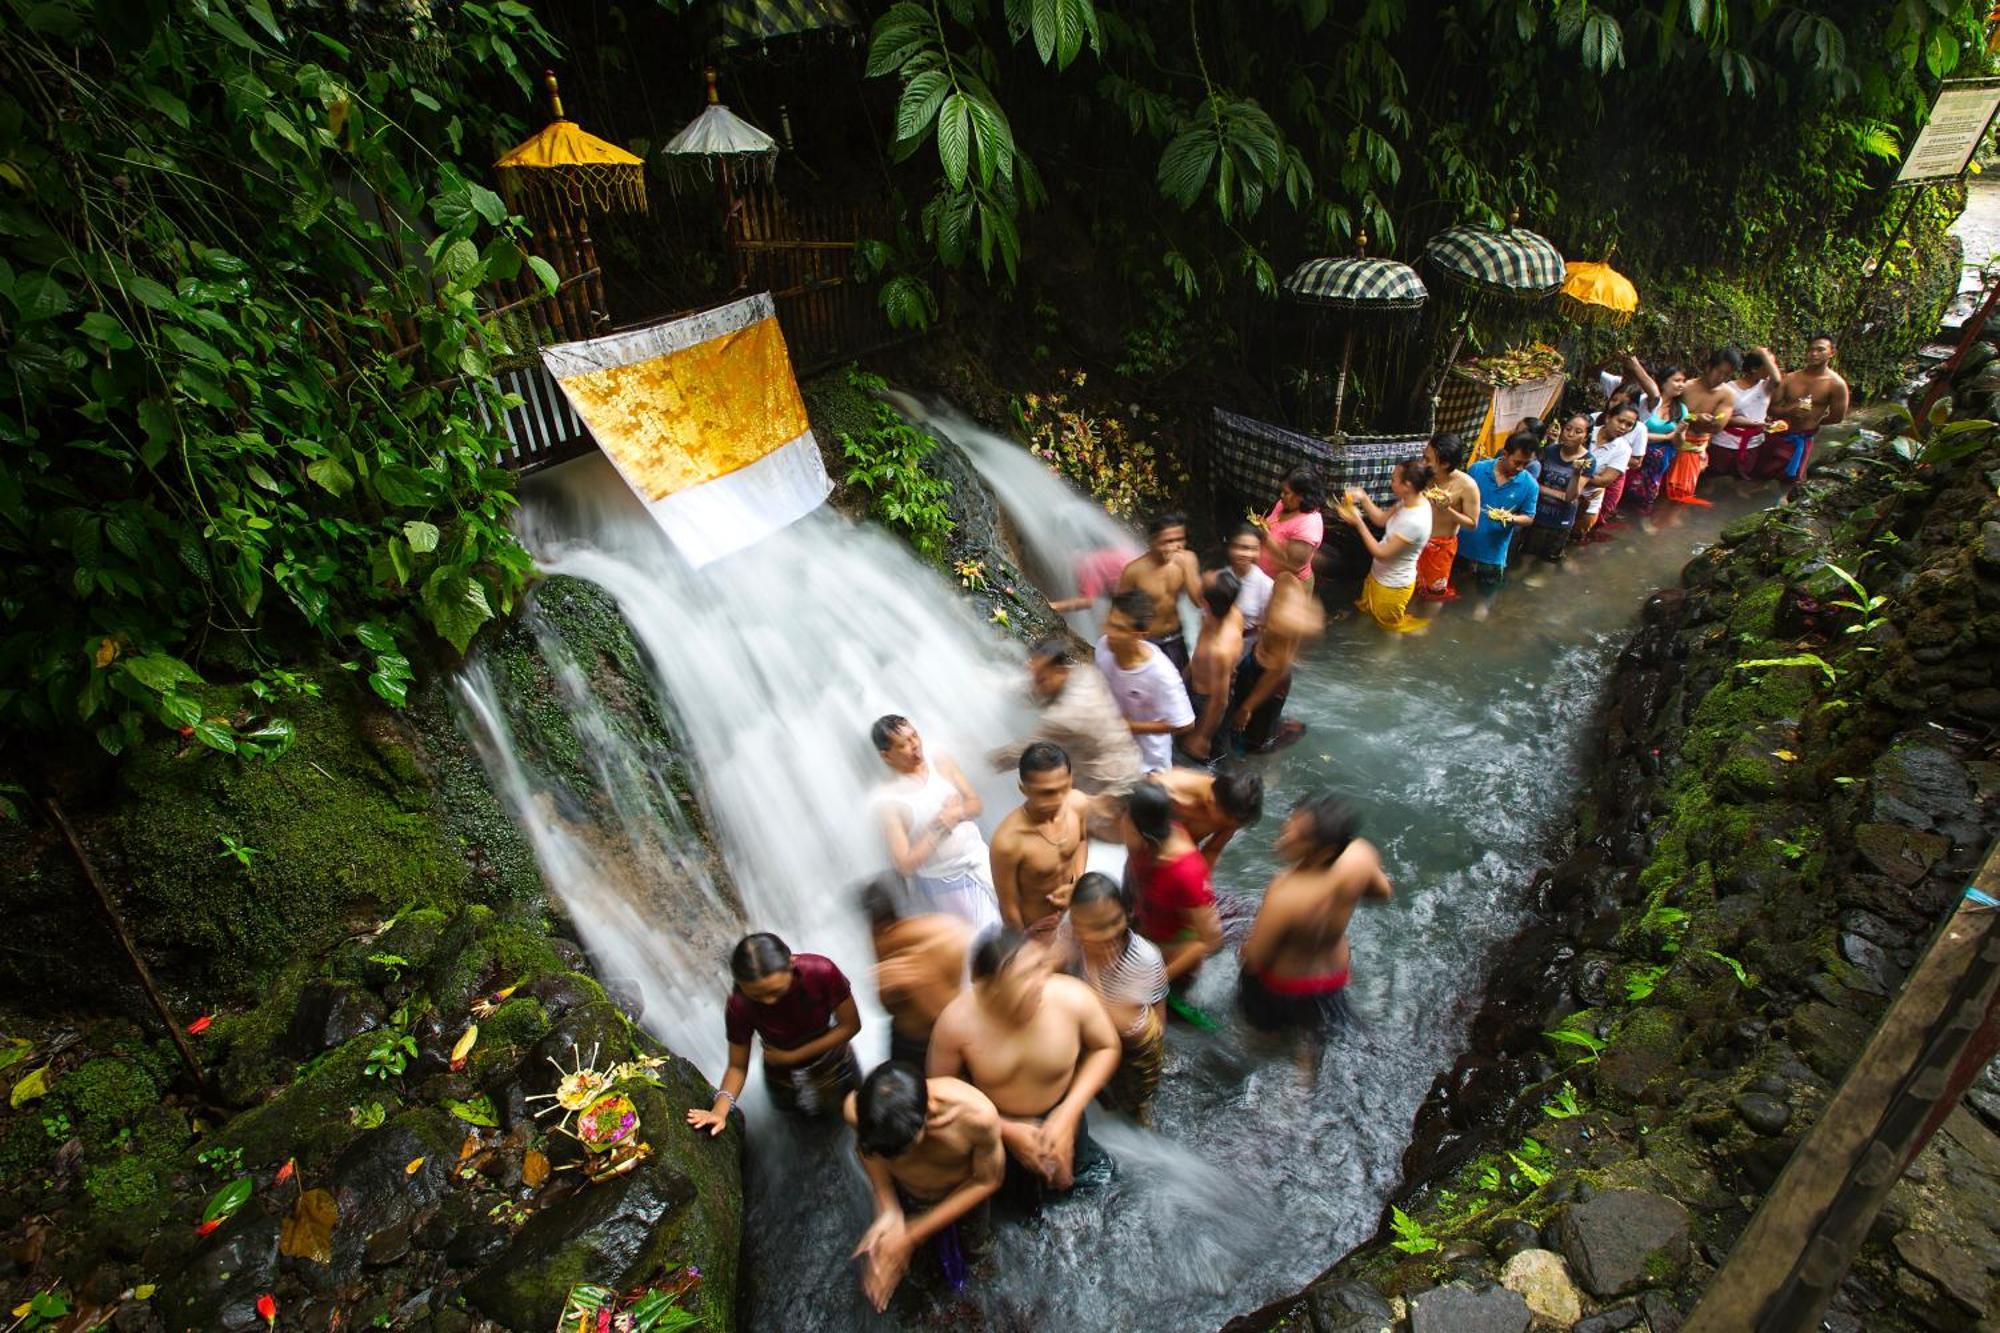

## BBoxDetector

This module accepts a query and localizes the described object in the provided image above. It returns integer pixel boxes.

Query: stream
[460,411,1770,1330]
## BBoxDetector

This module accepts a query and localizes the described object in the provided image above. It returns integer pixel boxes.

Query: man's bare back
[872,915,970,1042]
[1243,838,1391,983]
[989,790,1090,935]
[1191,608,1243,700]
[1118,549,1201,636]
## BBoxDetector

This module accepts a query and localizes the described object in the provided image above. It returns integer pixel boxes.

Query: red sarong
[1664,437,1711,505]
[1415,533,1458,601]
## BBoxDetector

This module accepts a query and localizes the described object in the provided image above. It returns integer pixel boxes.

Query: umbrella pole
[1332,327,1355,434]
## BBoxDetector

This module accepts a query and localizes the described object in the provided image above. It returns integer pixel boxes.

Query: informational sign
[1896,79,2000,186]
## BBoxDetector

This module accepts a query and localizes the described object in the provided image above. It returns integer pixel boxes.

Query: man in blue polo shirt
[1456,431,1541,619]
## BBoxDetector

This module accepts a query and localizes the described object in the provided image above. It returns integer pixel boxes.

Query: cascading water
[890,392,1143,641]
[459,409,1771,1330]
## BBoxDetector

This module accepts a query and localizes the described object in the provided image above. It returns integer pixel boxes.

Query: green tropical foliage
[0,0,556,754]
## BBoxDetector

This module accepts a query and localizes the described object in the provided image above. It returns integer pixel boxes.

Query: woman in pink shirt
[1257,467,1326,586]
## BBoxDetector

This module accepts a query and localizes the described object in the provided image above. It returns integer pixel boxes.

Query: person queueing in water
[845,1062,1005,1311]
[991,639,1144,798]
[1122,780,1223,996]
[688,933,864,1134]
[1414,433,1480,604]
[1223,526,1275,639]
[1057,872,1169,1125]
[872,715,1002,931]
[1154,765,1264,870]
[928,929,1122,1208]
[1238,795,1393,1073]
[1115,511,1203,674]
[1181,569,1243,762]
[1097,589,1196,773]
[1253,466,1327,589]
[1227,567,1323,754]
[1344,459,1435,634]
[861,874,971,1070]
[988,742,1091,941]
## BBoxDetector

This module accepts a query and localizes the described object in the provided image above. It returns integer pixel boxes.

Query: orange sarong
[1415,533,1458,601]
[1664,435,1711,506]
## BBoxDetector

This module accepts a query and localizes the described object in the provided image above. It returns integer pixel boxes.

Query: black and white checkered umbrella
[1423,224,1565,301]
[1281,256,1428,332]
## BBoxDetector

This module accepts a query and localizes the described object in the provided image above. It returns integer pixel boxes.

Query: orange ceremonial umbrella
[1559,260,1639,327]
[496,72,648,221]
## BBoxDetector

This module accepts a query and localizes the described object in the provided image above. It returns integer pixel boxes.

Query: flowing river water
[459,410,1770,1330]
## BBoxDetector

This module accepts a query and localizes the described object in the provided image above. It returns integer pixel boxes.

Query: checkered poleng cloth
[1209,407,1428,508]
[1434,371,1490,439]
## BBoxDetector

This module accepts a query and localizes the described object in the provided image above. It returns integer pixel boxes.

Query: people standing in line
[1455,432,1541,617]
[1154,765,1265,870]
[845,1063,1006,1310]
[1254,466,1327,588]
[872,715,1002,931]
[1181,569,1244,763]
[989,742,1092,942]
[1227,570,1323,753]
[1121,780,1223,987]
[861,875,971,1070]
[1238,795,1393,1069]
[1710,346,1782,478]
[1762,333,1850,487]
[1623,364,1690,516]
[1526,412,1592,565]
[688,933,865,1134]
[927,929,1123,1205]
[1115,512,1203,673]
[1575,404,1639,546]
[1057,873,1169,1125]
[1344,460,1436,634]
[1096,589,1196,773]
[990,639,1144,799]
[1668,348,1740,506]
[1414,433,1480,604]
[1223,525,1275,638]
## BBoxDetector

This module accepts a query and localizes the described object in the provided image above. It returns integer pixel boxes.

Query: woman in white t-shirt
[1342,459,1436,634]
[1575,403,1640,545]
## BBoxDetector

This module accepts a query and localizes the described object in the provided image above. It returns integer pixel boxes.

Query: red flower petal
[274,1158,295,1185]
[187,1014,214,1035]
[256,1292,277,1325]
[195,1218,220,1236]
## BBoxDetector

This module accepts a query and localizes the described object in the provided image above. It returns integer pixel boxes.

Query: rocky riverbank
[1232,416,2000,1333]
[0,578,743,1332]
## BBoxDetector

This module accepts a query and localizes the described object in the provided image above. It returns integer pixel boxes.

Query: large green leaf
[937,94,972,190]
[423,568,493,653]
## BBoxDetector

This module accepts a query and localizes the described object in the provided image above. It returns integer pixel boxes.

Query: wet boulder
[285,979,387,1057]
[1304,1279,1394,1333]
[1555,1188,1692,1299]
[1406,1281,1531,1333]
[158,1215,281,1333]
[328,1113,460,1279]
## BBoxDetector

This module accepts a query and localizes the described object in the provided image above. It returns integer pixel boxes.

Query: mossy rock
[49,1056,158,1143]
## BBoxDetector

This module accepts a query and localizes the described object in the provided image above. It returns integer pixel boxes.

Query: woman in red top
[1120,781,1224,983]
[686,933,864,1134]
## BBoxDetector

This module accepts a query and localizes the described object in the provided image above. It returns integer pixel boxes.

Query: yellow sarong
[1357,577,1427,633]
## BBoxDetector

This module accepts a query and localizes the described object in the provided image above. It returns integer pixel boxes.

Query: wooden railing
[732,183,910,375]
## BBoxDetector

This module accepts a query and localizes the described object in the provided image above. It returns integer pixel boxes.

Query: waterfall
[458,451,1032,1074]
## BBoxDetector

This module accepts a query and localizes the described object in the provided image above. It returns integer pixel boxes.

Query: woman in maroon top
[1120,781,1223,984]
[686,933,864,1134]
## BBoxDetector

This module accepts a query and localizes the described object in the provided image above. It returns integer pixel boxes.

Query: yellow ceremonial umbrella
[1558,260,1639,327]
[495,72,648,222]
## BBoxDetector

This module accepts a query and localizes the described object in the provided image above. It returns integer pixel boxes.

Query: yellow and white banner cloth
[540,293,830,567]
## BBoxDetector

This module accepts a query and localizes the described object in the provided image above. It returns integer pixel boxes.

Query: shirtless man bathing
[1154,765,1264,869]
[1228,568,1325,753]
[1116,510,1203,674]
[846,1063,1005,1310]
[1239,793,1393,1071]
[1760,333,1850,488]
[861,874,971,1069]
[929,928,1122,1206]
[989,742,1092,941]
[1181,569,1243,762]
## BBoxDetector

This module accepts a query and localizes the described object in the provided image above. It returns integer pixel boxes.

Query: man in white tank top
[1711,346,1781,478]
[871,716,1002,932]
